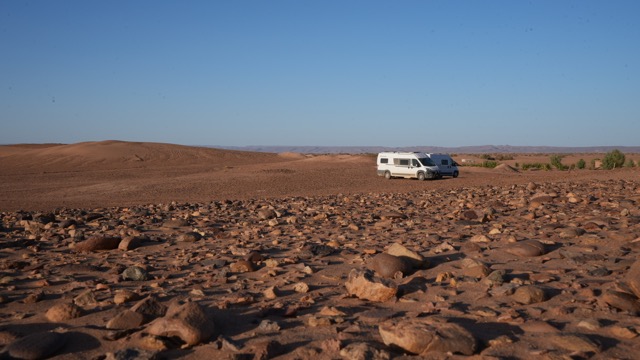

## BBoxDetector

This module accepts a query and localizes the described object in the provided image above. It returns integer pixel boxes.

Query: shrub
[576,159,586,169]
[464,161,498,168]
[482,160,498,168]
[550,155,568,170]
[521,163,551,171]
[602,149,625,170]
[625,159,636,168]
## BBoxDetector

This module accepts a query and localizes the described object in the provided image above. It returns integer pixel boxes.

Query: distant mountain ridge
[213,145,640,154]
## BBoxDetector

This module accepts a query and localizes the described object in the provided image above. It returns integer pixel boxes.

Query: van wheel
[384,171,392,180]
[453,171,459,178]
[417,172,426,181]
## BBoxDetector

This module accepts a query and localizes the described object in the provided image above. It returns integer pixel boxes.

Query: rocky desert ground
[1,141,639,360]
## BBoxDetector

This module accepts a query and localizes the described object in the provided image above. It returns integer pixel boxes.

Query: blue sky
[2,1,639,147]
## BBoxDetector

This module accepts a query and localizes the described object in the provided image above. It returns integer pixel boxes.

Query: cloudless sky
[2,1,639,147]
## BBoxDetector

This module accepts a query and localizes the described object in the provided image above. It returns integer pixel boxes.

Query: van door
[439,158,452,176]
[394,158,413,177]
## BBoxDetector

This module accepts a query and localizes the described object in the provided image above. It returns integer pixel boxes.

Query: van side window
[380,158,388,164]
[412,159,419,167]
[441,159,448,166]
[398,159,409,166]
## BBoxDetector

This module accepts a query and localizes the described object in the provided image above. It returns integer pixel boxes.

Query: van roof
[378,151,423,155]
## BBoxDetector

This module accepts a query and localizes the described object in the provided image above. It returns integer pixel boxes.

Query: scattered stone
[73,289,98,307]
[230,260,255,273]
[345,269,397,302]
[431,241,455,254]
[263,286,279,300]
[251,339,284,360]
[299,243,334,259]
[114,290,139,305]
[257,208,277,220]
[602,290,640,315]
[122,266,148,281]
[162,219,189,228]
[378,319,476,355]
[118,236,144,251]
[609,325,638,339]
[504,240,545,257]
[146,301,214,346]
[131,296,167,319]
[483,270,506,287]
[74,236,121,252]
[512,285,546,305]
[547,333,600,353]
[577,318,601,331]
[559,227,585,239]
[256,319,280,334]
[460,258,491,279]
[307,316,332,327]
[340,342,390,360]
[177,232,201,242]
[387,243,427,268]
[22,290,44,304]
[107,310,146,330]
[370,253,412,279]
[626,259,640,298]
[104,348,159,360]
[469,234,491,243]
[6,331,67,360]
[245,251,263,262]
[45,302,82,322]
[461,210,478,220]
[293,282,310,293]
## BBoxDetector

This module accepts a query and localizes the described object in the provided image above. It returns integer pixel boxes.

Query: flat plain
[0,141,639,359]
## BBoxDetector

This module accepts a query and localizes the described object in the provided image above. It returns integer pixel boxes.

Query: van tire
[453,171,459,178]
[384,171,392,180]
[417,172,426,181]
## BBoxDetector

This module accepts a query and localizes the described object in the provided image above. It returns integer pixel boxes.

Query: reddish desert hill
[1,140,638,212]
[0,140,291,174]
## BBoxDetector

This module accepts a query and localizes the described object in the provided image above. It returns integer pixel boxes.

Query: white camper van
[377,152,440,180]
[426,153,459,178]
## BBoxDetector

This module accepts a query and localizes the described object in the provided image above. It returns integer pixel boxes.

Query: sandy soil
[0,141,639,359]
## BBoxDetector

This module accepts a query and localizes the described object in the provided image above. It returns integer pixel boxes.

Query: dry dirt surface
[0,141,639,359]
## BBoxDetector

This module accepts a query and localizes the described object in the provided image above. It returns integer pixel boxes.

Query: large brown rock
[106,310,146,330]
[504,240,545,257]
[45,302,83,322]
[602,290,640,315]
[386,243,427,269]
[6,331,67,360]
[145,301,214,346]
[512,285,546,304]
[626,259,640,298]
[345,269,397,302]
[74,236,121,252]
[131,296,167,320]
[370,253,412,278]
[378,319,476,355]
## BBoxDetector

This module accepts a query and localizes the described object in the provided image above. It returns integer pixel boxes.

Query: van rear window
[380,158,388,164]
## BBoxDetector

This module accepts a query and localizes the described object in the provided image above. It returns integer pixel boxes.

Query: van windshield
[419,157,435,166]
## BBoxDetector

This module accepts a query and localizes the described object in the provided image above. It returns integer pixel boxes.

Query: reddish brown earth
[0,141,639,359]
